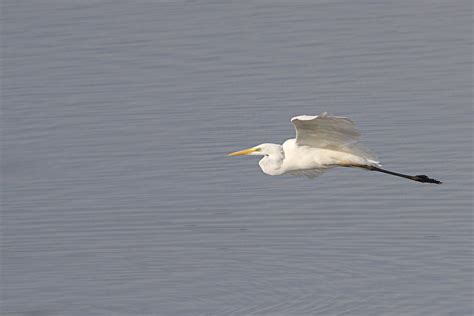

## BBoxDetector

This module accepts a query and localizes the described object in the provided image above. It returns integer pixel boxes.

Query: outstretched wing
[291,112,360,149]
[288,168,328,179]
[291,112,378,161]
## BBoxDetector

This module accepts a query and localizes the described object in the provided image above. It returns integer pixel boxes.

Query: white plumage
[228,112,441,184]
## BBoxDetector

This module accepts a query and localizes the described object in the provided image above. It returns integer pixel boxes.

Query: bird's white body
[228,112,441,184]
[229,113,379,178]
[258,139,378,177]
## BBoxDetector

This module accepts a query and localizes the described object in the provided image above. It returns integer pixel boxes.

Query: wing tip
[291,112,354,124]
[290,114,320,122]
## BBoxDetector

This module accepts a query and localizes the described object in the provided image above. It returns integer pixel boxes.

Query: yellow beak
[228,147,259,156]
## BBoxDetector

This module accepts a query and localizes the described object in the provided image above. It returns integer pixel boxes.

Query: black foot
[412,175,442,184]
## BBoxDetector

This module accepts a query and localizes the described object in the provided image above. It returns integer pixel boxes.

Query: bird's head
[228,143,285,176]
[228,143,283,157]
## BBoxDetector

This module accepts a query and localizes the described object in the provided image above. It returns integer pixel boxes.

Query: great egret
[228,113,441,184]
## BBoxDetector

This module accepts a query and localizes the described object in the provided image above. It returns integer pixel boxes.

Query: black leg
[364,166,442,184]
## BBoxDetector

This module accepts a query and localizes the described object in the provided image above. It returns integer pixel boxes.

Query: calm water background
[1,1,472,315]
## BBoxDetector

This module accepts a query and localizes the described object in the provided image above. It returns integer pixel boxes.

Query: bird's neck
[258,148,285,176]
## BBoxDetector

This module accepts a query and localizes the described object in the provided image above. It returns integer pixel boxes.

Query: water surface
[1,1,472,315]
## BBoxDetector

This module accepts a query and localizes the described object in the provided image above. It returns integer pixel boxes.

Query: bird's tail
[367,159,382,168]
[338,142,379,166]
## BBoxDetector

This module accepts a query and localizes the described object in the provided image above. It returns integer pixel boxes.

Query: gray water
[1,1,472,315]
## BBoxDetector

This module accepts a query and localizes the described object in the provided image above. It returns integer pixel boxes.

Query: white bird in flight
[228,113,441,184]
